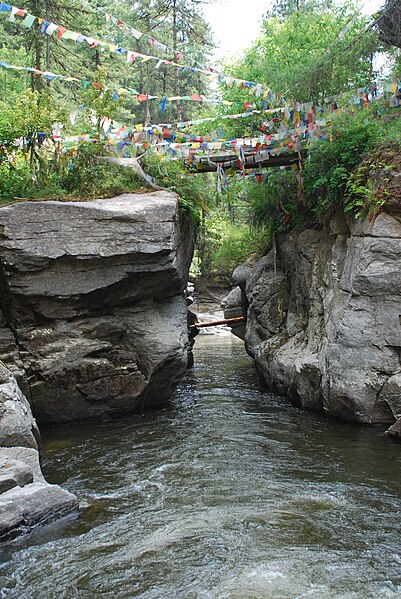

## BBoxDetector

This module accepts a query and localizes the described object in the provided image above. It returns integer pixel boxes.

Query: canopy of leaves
[224,0,380,104]
[0,89,65,145]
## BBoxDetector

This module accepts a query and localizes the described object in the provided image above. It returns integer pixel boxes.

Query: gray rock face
[0,364,40,449]
[0,193,193,423]
[0,368,78,539]
[220,285,247,340]
[225,209,401,435]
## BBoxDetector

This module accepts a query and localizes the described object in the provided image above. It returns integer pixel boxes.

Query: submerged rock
[224,208,401,435]
[0,192,193,423]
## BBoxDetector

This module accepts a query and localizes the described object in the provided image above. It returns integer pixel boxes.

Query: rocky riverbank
[223,208,401,440]
[0,364,78,539]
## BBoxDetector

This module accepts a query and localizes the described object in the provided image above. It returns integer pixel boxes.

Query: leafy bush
[141,153,213,226]
[210,221,270,279]
[193,197,271,281]
[248,171,306,235]
[303,112,378,222]
[60,143,141,198]
[0,143,142,203]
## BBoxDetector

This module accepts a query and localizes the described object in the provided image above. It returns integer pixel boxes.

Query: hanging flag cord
[216,163,224,194]
[295,137,306,205]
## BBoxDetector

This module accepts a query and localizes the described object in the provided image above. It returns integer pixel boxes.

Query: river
[0,335,400,598]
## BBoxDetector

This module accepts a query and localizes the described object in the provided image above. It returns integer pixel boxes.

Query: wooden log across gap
[191,316,246,328]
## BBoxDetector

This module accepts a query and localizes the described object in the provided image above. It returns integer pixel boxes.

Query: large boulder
[0,192,194,423]
[239,210,401,435]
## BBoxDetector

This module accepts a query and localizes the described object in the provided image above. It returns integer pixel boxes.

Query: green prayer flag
[22,14,36,28]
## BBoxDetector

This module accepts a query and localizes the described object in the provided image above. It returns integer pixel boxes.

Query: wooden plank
[195,152,302,173]
[191,316,246,328]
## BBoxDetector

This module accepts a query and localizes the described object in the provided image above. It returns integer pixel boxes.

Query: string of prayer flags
[81,0,195,66]
[0,0,397,112]
[0,1,281,101]
[0,60,79,81]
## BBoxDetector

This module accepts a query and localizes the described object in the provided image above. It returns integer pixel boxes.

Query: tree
[376,0,401,49]
[268,0,334,18]
[225,1,380,104]
[0,0,215,126]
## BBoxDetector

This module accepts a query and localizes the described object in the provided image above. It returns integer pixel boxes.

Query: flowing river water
[1,335,401,598]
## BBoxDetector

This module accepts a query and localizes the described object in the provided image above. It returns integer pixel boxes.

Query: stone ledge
[0,447,78,540]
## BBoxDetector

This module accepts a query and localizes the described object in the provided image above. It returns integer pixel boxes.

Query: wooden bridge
[98,150,305,180]
[195,151,304,173]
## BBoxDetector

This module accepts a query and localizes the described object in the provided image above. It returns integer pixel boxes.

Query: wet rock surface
[0,446,78,539]
[0,193,193,423]
[224,209,401,436]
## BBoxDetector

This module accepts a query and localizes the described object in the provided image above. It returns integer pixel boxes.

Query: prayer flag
[46,23,58,35]
[57,25,66,39]
[22,13,35,27]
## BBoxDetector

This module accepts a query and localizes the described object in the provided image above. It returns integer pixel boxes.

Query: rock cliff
[224,208,401,439]
[0,192,193,423]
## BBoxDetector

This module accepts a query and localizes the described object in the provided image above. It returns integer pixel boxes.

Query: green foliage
[269,0,334,18]
[302,111,378,220]
[192,205,270,281]
[210,220,269,279]
[59,143,141,198]
[141,152,212,224]
[0,89,63,147]
[248,172,301,234]
[344,166,380,219]
[222,1,379,106]
[0,142,141,203]
[247,106,401,231]
[344,144,400,219]
[82,69,123,131]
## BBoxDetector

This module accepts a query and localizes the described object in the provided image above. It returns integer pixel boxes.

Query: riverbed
[0,336,400,598]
